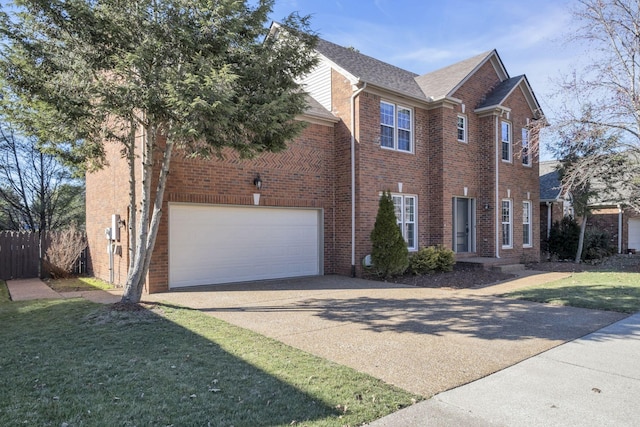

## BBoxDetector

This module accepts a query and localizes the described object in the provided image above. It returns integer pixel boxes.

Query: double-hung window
[501,199,512,249]
[380,101,412,152]
[501,121,511,162]
[457,115,467,142]
[522,128,531,166]
[523,201,532,247]
[391,194,417,250]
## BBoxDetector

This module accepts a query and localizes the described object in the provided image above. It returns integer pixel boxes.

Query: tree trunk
[121,124,155,303]
[121,128,174,304]
[127,120,137,273]
[575,215,588,263]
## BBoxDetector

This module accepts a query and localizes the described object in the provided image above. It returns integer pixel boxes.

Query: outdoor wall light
[484,203,491,211]
[253,173,263,190]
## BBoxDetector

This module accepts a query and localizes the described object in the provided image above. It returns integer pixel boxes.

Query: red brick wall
[86,120,336,293]
[85,140,132,287]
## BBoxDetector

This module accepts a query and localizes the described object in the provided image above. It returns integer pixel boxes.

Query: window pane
[502,201,510,222]
[398,129,411,151]
[405,223,415,248]
[397,108,411,130]
[405,197,415,222]
[392,196,402,224]
[501,121,510,142]
[523,201,531,246]
[457,116,466,141]
[380,102,395,126]
[502,224,511,246]
[522,128,529,165]
[381,125,394,148]
[502,200,511,247]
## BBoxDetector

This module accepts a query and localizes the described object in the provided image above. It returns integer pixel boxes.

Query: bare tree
[552,0,640,212]
[0,125,84,232]
[556,119,627,262]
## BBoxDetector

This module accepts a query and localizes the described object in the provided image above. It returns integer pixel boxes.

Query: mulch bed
[369,265,514,289]
[369,255,640,289]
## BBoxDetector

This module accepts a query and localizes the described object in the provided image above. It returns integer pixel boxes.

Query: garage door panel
[169,205,320,288]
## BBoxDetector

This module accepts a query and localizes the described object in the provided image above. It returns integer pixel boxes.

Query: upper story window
[457,115,467,143]
[380,101,413,153]
[522,128,531,166]
[391,194,417,251]
[501,120,511,162]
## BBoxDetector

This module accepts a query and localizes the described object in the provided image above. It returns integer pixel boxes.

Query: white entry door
[169,204,321,288]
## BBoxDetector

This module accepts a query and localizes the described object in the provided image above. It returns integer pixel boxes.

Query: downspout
[546,202,552,239]
[618,204,623,254]
[495,115,500,258]
[350,82,367,277]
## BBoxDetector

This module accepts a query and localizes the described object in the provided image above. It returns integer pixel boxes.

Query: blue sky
[270,0,579,122]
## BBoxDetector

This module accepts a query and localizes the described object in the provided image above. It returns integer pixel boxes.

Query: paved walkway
[6,278,123,303]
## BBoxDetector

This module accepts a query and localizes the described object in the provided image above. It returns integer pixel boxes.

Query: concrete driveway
[146,273,625,397]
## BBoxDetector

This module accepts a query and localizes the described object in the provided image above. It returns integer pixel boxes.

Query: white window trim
[501,199,513,249]
[389,193,418,251]
[380,101,414,153]
[523,200,532,248]
[501,120,512,163]
[522,128,531,167]
[457,114,467,143]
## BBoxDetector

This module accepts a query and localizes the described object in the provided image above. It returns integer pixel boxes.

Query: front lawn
[0,298,419,426]
[504,271,640,313]
[0,280,9,303]
[46,276,113,292]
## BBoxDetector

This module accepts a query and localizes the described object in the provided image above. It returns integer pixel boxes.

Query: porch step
[491,263,526,273]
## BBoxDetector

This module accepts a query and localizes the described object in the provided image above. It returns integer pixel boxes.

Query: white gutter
[351,82,367,276]
[546,202,552,239]
[495,115,500,258]
[618,204,623,254]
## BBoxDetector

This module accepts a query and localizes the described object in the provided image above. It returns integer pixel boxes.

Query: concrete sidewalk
[369,312,640,426]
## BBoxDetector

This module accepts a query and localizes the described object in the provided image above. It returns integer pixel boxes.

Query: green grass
[46,276,113,292]
[504,271,640,313]
[0,280,9,303]
[0,299,419,426]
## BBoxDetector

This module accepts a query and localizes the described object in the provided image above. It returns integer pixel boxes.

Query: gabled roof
[476,74,543,118]
[539,161,564,202]
[414,50,501,101]
[314,38,426,101]
[270,22,543,116]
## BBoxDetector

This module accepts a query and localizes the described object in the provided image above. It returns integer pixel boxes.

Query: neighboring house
[539,159,640,254]
[86,26,544,293]
[539,160,573,240]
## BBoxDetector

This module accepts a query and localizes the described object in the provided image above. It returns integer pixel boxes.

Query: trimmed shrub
[582,228,616,261]
[548,216,580,260]
[435,245,455,272]
[408,246,437,275]
[409,245,455,275]
[370,191,409,278]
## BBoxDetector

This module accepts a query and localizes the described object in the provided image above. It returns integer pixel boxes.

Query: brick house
[539,159,640,255]
[86,31,544,293]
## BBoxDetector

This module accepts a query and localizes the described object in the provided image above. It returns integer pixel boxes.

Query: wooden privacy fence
[0,231,87,280]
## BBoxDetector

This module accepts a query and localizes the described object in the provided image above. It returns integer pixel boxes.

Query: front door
[454,198,475,253]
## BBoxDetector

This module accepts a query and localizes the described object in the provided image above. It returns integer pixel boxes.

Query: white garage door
[169,204,321,288]
[629,218,640,251]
